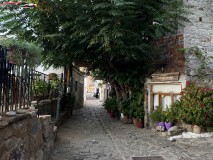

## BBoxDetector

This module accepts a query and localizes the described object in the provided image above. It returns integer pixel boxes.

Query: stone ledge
[0,110,41,130]
[0,121,9,129]
[7,114,29,123]
[0,114,30,130]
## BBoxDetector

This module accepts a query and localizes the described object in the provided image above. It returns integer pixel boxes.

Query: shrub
[33,78,48,96]
[150,106,165,122]
[119,100,131,118]
[1,38,42,68]
[165,107,175,123]
[104,97,119,114]
[135,106,144,121]
[177,81,213,131]
[103,98,112,110]
[50,74,60,90]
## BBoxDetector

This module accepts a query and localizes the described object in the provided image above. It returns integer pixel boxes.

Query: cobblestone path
[51,94,213,160]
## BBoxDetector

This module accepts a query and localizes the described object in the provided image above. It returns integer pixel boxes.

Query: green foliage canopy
[0,0,191,102]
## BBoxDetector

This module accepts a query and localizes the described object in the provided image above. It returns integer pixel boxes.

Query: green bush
[165,107,175,123]
[50,74,60,90]
[150,106,165,122]
[1,38,42,68]
[103,98,112,110]
[135,106,144,121]
[33,78,48,96]
[177,81,213,131]
[104,97,119,114]
[119,100,131,118]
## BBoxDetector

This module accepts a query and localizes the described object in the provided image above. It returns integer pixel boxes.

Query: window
[150,83,182,111]
[75,81,78,91]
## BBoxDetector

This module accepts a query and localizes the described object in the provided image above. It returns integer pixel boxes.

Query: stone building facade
[71,67,84,108]
[85,76,95,93]
[144,0,213,128]
[184,0,213,86]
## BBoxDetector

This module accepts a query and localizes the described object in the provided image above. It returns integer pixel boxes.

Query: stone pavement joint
[51,94,213,160]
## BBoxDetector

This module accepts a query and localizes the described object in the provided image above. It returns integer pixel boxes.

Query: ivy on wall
[179,47,213,81]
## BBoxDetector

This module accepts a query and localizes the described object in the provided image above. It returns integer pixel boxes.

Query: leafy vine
[179,47,213,80]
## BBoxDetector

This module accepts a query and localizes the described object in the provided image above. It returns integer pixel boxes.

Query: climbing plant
[179,47,213,80]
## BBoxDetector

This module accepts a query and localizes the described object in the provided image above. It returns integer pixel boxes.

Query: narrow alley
[51,94,213,160]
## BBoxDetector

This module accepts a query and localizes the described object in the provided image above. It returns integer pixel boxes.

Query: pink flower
[186,81,190,85]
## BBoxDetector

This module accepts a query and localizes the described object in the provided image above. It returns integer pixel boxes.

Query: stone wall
[152,34,185,74]
[36,98,57,118]
[86,76,95,93]
[184,0,213,87]
[72,67,84,108]
[0,114,56,160]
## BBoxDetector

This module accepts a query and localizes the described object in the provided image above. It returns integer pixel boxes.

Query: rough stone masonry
[0,114,56,160]
[184,0,213,87]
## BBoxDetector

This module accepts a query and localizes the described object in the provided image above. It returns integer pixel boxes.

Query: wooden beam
[151,72,180,82]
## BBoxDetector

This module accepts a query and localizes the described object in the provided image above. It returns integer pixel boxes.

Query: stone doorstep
[0,121,9,129]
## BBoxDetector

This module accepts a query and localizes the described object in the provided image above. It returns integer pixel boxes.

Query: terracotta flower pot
[124,115,128,119]
[48,74,54,80]
[137,120,144,128]
[133,118,137,125]
[8,51,17,64]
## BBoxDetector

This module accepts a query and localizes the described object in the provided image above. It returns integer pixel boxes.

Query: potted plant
[50,74,60,97]
[132,111,137,126]
[32,78,49,100]
[164,107,175,131]
[48,73,57,80]
[104,97,118,118]
[150,106,165,127]
[103,98,112,113]
[129,103,137,125]
[119,100,130,119]
[122,107,130,119]
[110,100,118,118]
[135,107,144,128]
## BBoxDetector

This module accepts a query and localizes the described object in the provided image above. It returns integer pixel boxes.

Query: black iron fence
[0,45,63,113]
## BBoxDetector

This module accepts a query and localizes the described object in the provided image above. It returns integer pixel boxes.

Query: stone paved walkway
[51,94,213,160]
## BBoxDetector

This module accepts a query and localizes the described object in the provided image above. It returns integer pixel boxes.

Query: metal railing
[0,45,63,113]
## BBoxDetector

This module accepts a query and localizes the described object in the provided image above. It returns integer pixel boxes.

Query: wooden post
[67,66,70,87]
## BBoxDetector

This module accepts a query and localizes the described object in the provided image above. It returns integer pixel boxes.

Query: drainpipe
[56,91,62,120]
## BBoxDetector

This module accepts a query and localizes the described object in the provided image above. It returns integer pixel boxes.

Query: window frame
[150,83,182,112]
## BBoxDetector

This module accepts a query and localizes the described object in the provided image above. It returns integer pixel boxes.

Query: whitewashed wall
[36,65,64,75]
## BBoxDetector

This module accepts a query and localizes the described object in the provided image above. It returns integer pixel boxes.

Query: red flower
[186,81,190,85]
